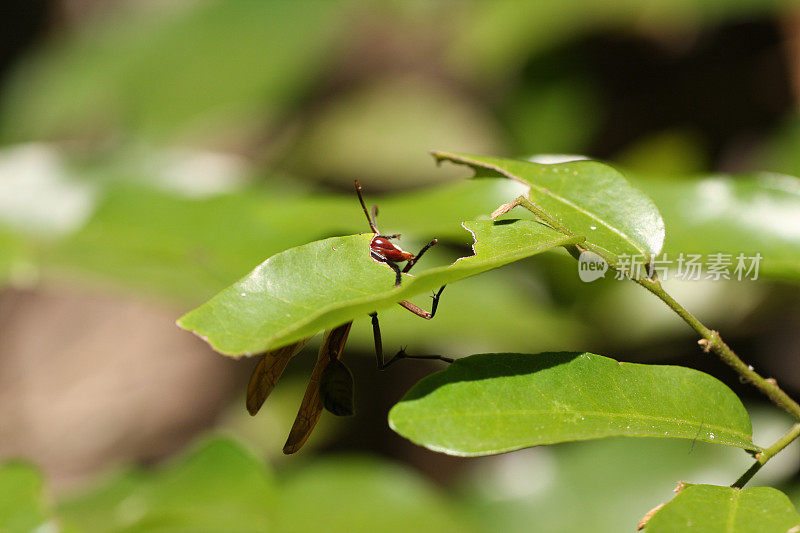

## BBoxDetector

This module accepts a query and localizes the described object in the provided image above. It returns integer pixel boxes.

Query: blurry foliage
[6,421,799,532]
[446,0,786,81]
[0,463,52,533]
[55,437,470,533]
[281,75,505,190]
[0,1,350,143]
[0,0,800,531]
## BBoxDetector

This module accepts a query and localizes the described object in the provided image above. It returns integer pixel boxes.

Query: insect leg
[380,347,454,370]
[371,249,402,287]
[355,180,378,233]
[386,260,402,286]
[397,285,446,319]
[402,239,438,273]
[370,312,387,369]
[370,313,450,370]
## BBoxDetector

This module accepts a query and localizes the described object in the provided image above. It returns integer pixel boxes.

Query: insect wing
[283,322,352,454]
[246,337,312,416]
[320,358,355,416]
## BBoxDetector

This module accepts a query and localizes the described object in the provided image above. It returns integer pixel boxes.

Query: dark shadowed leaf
[389,352,755,456]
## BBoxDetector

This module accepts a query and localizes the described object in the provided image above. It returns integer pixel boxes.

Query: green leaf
[389,352,756,456]
[177,220,583,357]
[0,462,52,533]
[636,172,800,281]
[645,484,800,532]
[433,151,665,259]
[59,437,275,532]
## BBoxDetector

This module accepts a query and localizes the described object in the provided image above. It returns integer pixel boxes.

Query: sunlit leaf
[177,220,583,357]
[644,484,800,532]
[433,151,665,260]
[389,352,756,456]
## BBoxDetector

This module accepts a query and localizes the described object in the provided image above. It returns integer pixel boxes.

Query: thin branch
[504,195,800,476]
[636,278,800,422]
[732,423,800,488]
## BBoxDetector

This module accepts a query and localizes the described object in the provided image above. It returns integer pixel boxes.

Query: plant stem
[636,277,800,422]
[639,277,800,490]
[502,195,800,422]
[504,195,800,490]
[732,423,800,488]
[495,196,575,236]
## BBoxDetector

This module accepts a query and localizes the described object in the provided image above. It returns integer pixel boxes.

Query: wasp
[247,181,449,454]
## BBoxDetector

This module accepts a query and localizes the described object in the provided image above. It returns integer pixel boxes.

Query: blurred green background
[1,1,800,531]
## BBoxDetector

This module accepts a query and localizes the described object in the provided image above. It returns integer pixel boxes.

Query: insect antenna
[354,179,378,234]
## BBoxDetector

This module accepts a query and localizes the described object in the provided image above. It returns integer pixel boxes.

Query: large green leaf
[637,172,800,281]
[433,151,665,260]
[177,220,583,356]
[0,462,52,533]
[389,352,756,456]
[645,484,800,532]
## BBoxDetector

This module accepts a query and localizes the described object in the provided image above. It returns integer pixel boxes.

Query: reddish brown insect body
[355,179,438,286]
[370,236,414,263]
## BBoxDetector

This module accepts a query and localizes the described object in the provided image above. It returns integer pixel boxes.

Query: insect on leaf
[177,219,584,357]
